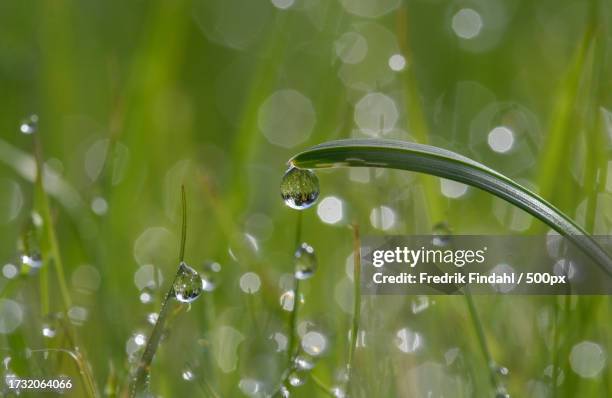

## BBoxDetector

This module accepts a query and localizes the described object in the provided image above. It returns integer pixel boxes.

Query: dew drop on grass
[294,355,314,371]
[331,386,346,398]
[21,252,42,269]
[146,312,159,325]
[173,262,204,304]
[279,385,290,397]
[20,114,38,134]
[280,167,320,210]
[280,290,295,311]
[182,369,194,381]
[288,371,304,387]
[432,222,452,247]
[294,243,317,280]
[41,324,56,338]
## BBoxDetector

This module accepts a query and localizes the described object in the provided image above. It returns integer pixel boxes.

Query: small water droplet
[173,262,203,303]
[182,369,194,381]
[21,252,42,269]
[294,355,315,371]
[294,243,317,280]
[498,366,509,376]
[288,371,304,387]
[20,114,38,134]
[495,390,510,398]
[280,290,295,311]
[280,167,320,210]
[432,222,452,247]
[279,385,291,397]
[42,324,56,338]
[146,312,159,325]
[331,386,346,398]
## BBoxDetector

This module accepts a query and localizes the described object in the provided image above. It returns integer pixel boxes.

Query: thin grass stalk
[33,134,98,398]
[347,224,361,385]
[130,186,188,397]
[287,211,303,365]
[463,288,500,393]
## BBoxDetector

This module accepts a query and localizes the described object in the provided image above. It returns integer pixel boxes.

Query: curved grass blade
[288,138,612,276]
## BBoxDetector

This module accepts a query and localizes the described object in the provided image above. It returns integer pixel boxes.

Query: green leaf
[289,138,612,276]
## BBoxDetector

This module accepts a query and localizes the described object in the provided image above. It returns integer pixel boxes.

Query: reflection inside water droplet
[173,262,204,303]
[280,167,320,210]
[294,243,317,280]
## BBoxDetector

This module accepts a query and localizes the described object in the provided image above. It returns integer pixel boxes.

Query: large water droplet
[280,167,320,210]
[20,114,38,134]
[173,262,204,303]
[294,243,317,280]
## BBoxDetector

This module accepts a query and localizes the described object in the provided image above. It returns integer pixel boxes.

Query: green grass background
[0,0,610,396]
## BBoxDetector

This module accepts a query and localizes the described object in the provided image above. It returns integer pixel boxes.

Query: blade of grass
[347,223,361,388]
[130,186,188,397]
[32,135,99,398]
[288,138,612,275]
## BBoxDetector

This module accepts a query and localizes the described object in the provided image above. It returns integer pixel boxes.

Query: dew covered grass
[0,0,611,397]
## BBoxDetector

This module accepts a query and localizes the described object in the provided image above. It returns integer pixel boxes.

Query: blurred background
[0,0,611,396]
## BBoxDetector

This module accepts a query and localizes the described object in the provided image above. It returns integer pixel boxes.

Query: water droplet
[331,386,346,398]
[432,222,452,247]
[395,327,423,353]
[42,324,56,338]
[182,369,194,381]
[238,378,263,396]
[173,262,204,303]
[21,252,42,269]
[301,331,327,356]
[497,366,509,376]
[294,243,317,280]
[279,385,290,397]
[139,289,153,304]
[294,355,314,370]
[280,167,319,210]
[20,114,38,134]
[280,290,295,311]
[495,388,510,398]
[146,312,159,325]
[288,371,304,387]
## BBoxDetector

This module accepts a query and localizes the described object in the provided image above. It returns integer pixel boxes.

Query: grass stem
[130,186,188,397]
[347,223,361,387]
